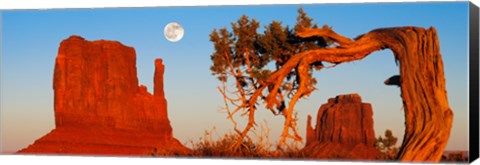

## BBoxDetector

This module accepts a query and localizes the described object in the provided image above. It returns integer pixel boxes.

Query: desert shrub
[374,129,399,160]
[191,133,261,158]
[188,127,304,159]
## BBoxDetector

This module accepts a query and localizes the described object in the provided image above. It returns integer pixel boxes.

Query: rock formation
[18,35,190,156]
[303,94,379,160]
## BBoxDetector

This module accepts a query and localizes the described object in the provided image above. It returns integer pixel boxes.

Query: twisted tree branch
[234,26,452,162]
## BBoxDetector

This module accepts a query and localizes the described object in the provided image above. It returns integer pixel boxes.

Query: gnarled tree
[210,9,329,150]
[290,26,453,162]
[210,9,453,162]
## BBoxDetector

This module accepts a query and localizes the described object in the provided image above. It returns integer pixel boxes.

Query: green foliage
[294,8,315,32]
[209,8,330,114]
[374,129,399,160]
[209,28,234,82]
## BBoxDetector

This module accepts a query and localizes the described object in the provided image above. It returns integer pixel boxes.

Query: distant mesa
[303,94,379,160]
[18,35,190,156]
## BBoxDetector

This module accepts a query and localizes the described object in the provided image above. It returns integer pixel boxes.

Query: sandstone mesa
[18,35,190,156]
[303,93,379,160]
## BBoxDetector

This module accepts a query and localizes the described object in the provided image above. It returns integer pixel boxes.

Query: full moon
[164,22,184,42]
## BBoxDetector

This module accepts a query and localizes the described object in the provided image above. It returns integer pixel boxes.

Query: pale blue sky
[1,2,470,152]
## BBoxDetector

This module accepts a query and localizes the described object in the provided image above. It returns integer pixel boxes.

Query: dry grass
[186,124,306,159]
[148,121,307,159]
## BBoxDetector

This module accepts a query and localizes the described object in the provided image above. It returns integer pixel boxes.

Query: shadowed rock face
[303,94,379,160]
[18,35,190,156]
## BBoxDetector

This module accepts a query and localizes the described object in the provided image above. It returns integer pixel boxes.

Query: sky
[0,2,471,153]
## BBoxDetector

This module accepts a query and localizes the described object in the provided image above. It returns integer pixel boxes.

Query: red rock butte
[303,94,379,160]
[18,35,190,156]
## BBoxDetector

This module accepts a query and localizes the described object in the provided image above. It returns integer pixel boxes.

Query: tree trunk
[376,27,453,162]
[259,26,453,162]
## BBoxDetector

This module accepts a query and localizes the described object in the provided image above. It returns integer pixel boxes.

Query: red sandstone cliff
[18,35,190,156]
[303,94,379,160]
